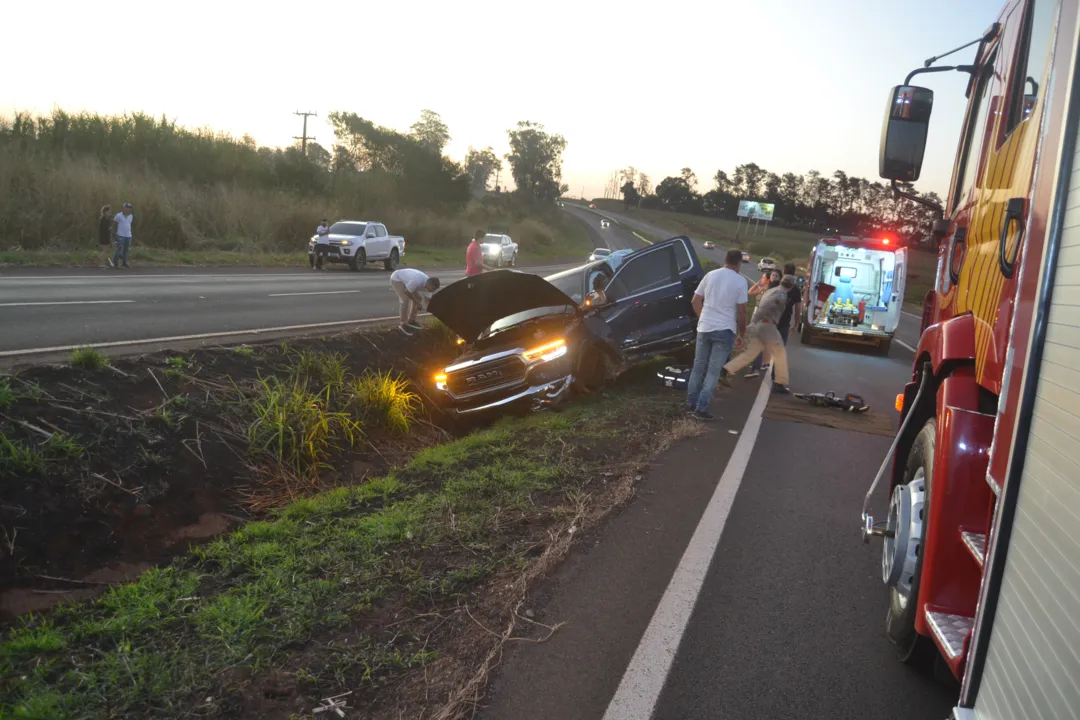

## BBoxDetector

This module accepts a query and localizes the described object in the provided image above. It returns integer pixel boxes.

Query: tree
[409,109,450,155]
[464,146,501,194]
[713,170,732,195]
[304,141,332,172]
[505,121,567,203]
[731,162,765,199]
[637,172,652,197]
[655,174,700,213]
[620,180,641,209]
[680,167,698,191]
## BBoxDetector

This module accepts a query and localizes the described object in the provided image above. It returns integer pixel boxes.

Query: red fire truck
[863,0,1080,716]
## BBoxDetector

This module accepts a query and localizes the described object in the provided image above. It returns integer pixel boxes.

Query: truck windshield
[329,222,367,236]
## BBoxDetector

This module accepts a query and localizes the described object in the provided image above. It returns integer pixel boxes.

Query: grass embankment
[1,375,697,718]
[590,200,936,310]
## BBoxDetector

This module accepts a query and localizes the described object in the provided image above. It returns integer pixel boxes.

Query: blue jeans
[686,329,735,413]
[113,236,131,266]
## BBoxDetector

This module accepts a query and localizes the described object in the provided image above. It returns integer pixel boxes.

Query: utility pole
[293,111,317,155]
[494,166,500,193]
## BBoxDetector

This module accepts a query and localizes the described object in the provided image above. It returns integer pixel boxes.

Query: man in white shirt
[313,219,330,270]
[390,268,441,335]
[111,202,134,269]
[685,249,749,420]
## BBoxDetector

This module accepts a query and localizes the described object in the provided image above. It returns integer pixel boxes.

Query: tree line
[0,109,569,212]
[613,163,944,244]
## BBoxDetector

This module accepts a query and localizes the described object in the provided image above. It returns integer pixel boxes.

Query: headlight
[338,240,351,245]
[434,372,447,390]
[523,338,567,363]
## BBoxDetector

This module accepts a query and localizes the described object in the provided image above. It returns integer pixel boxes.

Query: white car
[757,257,777,273]
[589,247,611,263]
[481,233,518,268]
[600,219,610,228]
[308,220,404,272]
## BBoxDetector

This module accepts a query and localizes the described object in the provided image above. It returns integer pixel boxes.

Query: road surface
[0,213,647,357]
[480,316,957,719]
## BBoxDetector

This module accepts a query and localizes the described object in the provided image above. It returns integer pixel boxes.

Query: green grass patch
[69,347,109,370]
[0,390,689,717]
[351,370,420,432]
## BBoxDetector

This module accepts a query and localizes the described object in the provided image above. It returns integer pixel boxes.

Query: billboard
[737,200,776,221]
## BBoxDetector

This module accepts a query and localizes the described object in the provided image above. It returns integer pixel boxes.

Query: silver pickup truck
[308,220,405,271]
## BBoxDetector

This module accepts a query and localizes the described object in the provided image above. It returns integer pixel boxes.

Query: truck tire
[878,337,893,356]
[349,248,366,272]
[509,253,517,268]
[384,248,399,271]
[885,417,938,670]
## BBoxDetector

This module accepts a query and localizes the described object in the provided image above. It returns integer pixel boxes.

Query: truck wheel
[384,249,399,271]
[878,337,893,356]
[349,248,366,272]
[884,417,938,669]
[495,254,503,268]
[509,253,517,268]
[309,254,315,269]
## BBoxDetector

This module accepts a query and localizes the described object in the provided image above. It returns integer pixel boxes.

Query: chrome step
[926,610,974,660]
[961,530,987,568]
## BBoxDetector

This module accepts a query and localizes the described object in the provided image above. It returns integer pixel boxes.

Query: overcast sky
[4,0,1002,200]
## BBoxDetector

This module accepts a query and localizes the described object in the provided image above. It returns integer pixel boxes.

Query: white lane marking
[0,314,425,358]
[0,300,135,307]
[631,231,653,246]
[896,338,917,353]
[902,310,920,319]
[268,290,362,297]
[602,376,774,720]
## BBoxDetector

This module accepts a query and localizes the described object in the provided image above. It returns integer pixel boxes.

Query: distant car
[703,241,716,249]
[308,220,404,272]
[481,233,518,268]
[757,257,777,273]
[589,203,597,209]
[742,251,751,264]
[600,219,610,228]
[589,247,612,263]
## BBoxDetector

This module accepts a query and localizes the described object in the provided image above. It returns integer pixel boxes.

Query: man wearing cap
[719,274,796,394]
[111,203,134,269]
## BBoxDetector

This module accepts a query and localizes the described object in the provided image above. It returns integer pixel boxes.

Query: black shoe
[693,409,715,421]
[121,264,130,269]
[772,383,790,394]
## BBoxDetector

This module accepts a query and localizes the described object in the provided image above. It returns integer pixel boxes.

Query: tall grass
[352,371,421,433]
[0,110,586,257]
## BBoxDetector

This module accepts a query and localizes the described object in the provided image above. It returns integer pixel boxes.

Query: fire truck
[862,0,1080,716]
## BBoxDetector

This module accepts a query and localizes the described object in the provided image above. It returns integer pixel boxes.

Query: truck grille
[446,356,526,396]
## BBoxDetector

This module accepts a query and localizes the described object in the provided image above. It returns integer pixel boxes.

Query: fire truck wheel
[885,416,938,669]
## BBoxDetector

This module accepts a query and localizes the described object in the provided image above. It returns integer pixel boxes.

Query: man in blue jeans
[111,202,134,269]
[686,249,749,420]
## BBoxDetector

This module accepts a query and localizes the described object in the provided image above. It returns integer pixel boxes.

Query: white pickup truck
[308,220,405,272]
[480,233,518,267]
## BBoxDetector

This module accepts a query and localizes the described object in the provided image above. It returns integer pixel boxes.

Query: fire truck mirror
[879,85,934,183]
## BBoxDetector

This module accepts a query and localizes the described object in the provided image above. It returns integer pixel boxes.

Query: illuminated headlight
[434,372,447,391]
[523,338,567,363]
[338,240,351,245]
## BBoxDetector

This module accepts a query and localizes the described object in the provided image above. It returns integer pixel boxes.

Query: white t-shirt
[694,267,748,333]
[316,224,329,244]
[391,268,430,293]
[114,212,133,238]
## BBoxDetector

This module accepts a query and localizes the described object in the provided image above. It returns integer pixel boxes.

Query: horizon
[4,0,1002,202]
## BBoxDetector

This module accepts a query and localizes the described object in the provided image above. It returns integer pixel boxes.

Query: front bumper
[446,375,574,415]
[308,244,357,262]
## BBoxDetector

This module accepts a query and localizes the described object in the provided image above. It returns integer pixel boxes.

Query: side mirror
[879,85,934,182]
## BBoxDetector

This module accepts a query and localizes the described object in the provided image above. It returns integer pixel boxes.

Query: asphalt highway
[480,321,957,719]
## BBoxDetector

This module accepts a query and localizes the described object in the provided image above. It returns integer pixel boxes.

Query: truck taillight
[895,393,904,412]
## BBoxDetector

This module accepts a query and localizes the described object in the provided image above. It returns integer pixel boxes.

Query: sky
[4,0,1003,201]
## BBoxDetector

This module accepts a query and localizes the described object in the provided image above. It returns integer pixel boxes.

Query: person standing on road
[111,202,134,269]
[744,268,782,378]
[313,218,330,270]
[719,274,796,395]
[685,248,748,421]
[98,204,113,268]
[465,229,489,276]
[390,267,440,336]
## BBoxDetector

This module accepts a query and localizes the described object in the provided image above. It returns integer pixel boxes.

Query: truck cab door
[885,247,907,334]
[598,236,701,361]
[375,225,390,257]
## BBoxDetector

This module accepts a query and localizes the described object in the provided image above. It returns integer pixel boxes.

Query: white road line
[268,290,362,297]
[602,376,774,720]
[896,338,917,353]
[0,314,424,358]
[0,300,135,307]
[631,230,653,246]
[902,310,920,319]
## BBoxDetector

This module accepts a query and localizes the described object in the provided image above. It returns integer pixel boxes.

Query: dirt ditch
[0,326,460,621]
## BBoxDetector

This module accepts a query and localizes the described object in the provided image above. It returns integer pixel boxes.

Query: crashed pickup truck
[427,236,703,414]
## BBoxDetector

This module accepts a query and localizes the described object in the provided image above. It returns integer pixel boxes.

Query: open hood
[426,270,577,341]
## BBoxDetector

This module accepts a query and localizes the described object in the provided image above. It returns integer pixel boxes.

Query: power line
[293,111,317,155]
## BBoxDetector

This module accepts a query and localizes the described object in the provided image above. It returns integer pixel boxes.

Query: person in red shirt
[465,230,487,276]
